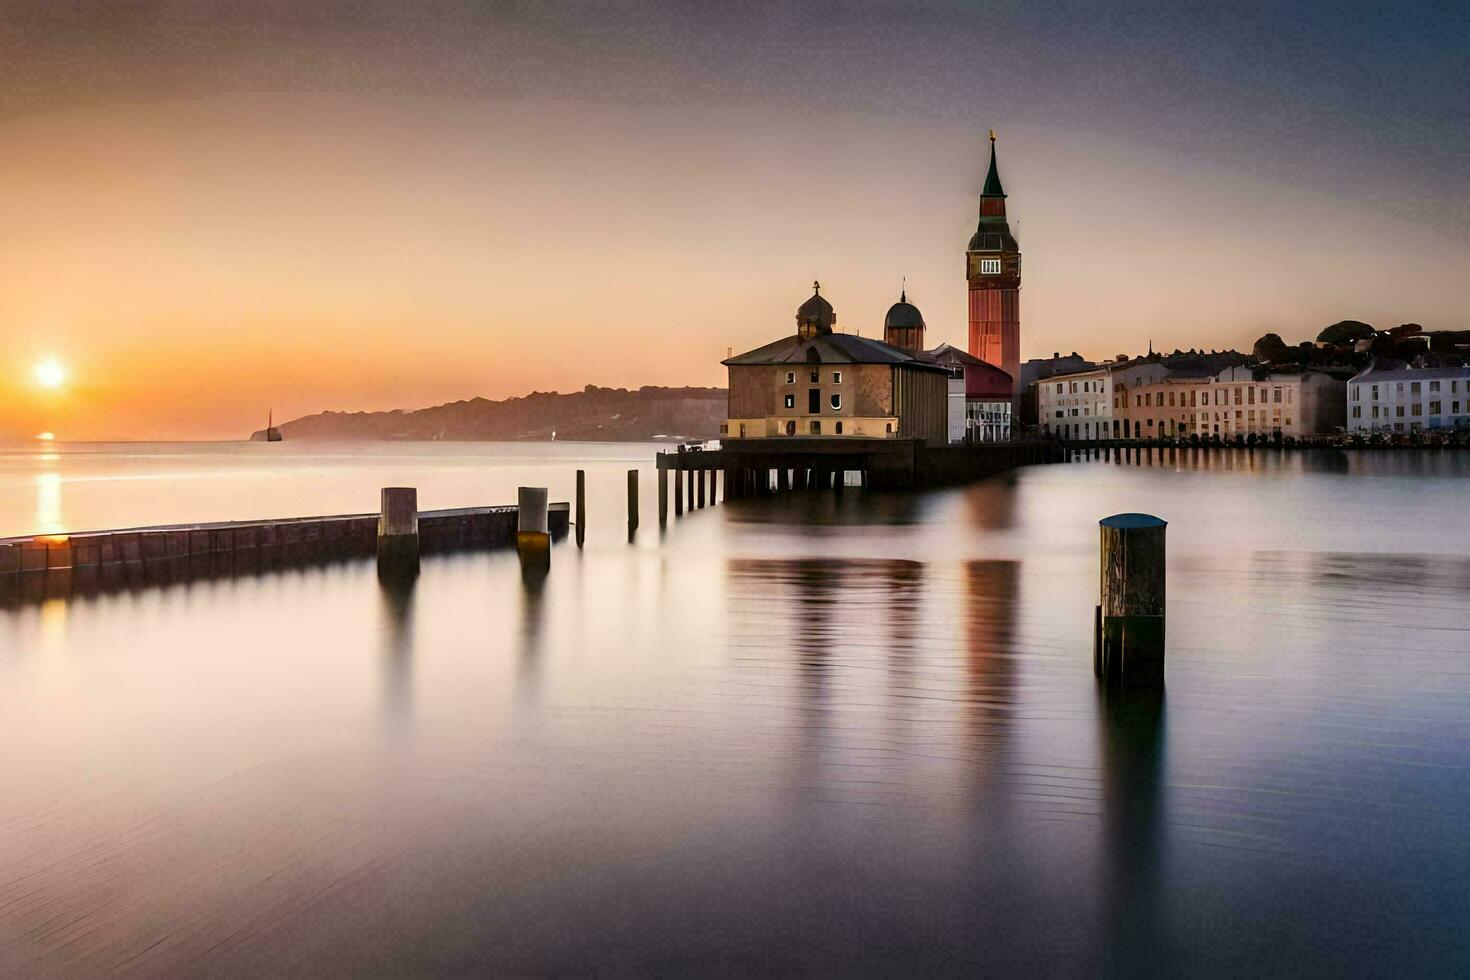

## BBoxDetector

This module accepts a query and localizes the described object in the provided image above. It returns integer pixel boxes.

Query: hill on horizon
[254,385,726,442]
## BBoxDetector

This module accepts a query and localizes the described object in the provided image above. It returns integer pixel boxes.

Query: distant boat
[265,410,283,442]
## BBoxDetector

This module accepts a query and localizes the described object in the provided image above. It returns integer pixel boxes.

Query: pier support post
[686,470,694,510]
[675,466,684,515]
[377,487,419,578]
[575,470,586,548]
[709,468,718,504]
[658,466,668,526]
[1094,513,1166,686]
[628,469,639,537]
[517,487,551,572]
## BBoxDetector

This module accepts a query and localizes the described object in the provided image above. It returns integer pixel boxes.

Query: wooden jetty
[654,438,1063,522]
[0,500,570,603]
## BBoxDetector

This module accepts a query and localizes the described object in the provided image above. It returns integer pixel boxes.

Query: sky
[1,0,1468,440]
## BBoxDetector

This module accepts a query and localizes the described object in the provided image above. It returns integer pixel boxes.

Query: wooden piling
[658,466,669,526]
[709,468,718,504]
[1094,513,1166,685]
[377,487,419,577]
[697,469,706,508]
[627,469,639,536]
[675,465,685,515]
[517,486,551,571]
[575,469,586,548]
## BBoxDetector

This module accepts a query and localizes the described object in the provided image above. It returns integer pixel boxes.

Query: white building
[1347,363,1470,434]
[1036,360,1170,440]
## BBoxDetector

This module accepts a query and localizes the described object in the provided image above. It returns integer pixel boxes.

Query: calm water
[2,442,1469,976]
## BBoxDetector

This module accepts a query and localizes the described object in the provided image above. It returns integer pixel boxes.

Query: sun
[34,358,67,389]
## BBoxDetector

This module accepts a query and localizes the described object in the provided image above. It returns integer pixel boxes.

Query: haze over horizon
[3,0,1468,440]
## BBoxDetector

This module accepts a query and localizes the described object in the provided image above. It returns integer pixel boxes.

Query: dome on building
[884,291,925,330]
[796,281,835,338]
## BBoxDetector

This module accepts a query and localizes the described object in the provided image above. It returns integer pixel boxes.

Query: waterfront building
[1017,352,1098,426]
[1036,359,1169,440]
[966,131,1021,399]
[1115,366,1346,439]
[928,343,1013,442]
[1347,362,1470,434]
[722,283,950,441]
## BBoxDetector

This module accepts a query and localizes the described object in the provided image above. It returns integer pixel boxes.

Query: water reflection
[1097,685,1168,973]
[960,560,1020,802]
[34,469,63,535]
[377,572,416,727]
[518,554,550,702]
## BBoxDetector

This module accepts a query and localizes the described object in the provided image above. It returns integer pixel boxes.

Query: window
[1248,387,1255,405]
[830,393,842,410]
[1351,386,1359,402]
[785,420,796,435]
[809,370,819,384]
[1429,401,1441,415]
[808,389,821,413]
[1429,381,1440,393]
[1371,384,1379,400]
[1056,383,1063,394]
[1411,382,1422,395]
[835,421,843,434]
[1234,387,1243,405]
[1412,403,1423,416]
[980,258,1001,275]
[784,394,795,409]
[809,420,821,435]
[1396,406,1405,418]
[885,423,893,434]
[785,372,795,384]
[832,371,842,384]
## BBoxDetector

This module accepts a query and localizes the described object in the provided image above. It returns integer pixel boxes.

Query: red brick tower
[966,131,1020,397]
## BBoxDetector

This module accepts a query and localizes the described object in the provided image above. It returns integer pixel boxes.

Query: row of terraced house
[1037,357,1470,440]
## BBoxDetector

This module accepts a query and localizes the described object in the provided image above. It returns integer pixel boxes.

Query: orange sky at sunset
[4,93,1467,440]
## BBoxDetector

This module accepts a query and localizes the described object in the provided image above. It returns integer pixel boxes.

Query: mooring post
[377,487,419,578]
[517,486,551,572]
[1095,513,1166,686]
[658,465,669,526]
[575,469,586,548]
[627,469,639,537]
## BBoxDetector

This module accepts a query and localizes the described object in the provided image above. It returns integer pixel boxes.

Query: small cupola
[796,281,836,340]
[883,285,925,352]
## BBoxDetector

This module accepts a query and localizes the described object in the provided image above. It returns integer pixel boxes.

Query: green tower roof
[981,129,1006,198]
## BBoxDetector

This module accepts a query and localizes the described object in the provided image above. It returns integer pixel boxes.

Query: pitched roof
[926,342,1014,398]
[724,332,948,371]
[1348,362,1470,384]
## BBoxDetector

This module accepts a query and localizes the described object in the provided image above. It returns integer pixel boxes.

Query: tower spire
[982,129,1006,198]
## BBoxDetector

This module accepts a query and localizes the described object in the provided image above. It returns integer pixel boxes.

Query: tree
[1252,333,1291,362]
[1316,320,1375,345]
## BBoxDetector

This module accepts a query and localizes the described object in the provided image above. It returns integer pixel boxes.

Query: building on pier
[721,283,950,442]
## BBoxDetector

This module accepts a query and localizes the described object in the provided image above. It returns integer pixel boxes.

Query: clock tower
[966,131,1020,397]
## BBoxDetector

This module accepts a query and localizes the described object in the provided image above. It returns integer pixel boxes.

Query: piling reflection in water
[1097,685,1167,973]
[377,572,416,727]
